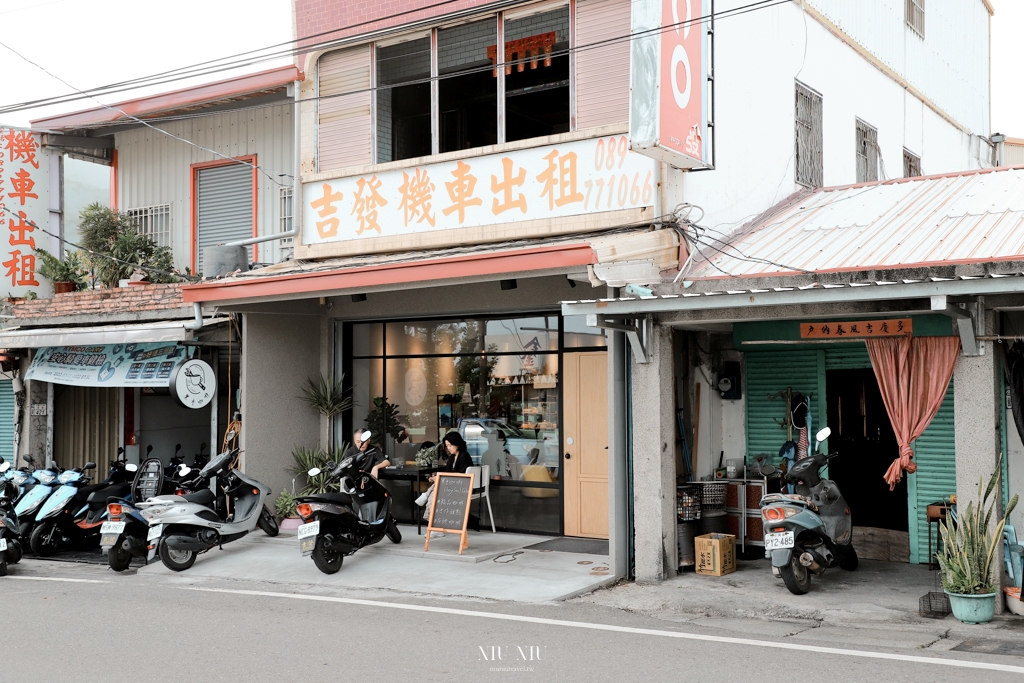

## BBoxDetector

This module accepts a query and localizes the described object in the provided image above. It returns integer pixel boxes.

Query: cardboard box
[695,533,736,576]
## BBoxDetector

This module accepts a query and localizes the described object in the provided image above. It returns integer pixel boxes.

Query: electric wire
[0,0,788,119]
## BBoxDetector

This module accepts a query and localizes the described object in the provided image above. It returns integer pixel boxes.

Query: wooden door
[563,351,609,538]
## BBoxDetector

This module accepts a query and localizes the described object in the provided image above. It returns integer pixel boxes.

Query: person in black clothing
[345,429,390,478]
[416,432,480,531]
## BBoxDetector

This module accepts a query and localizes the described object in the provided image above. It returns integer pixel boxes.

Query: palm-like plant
[937,457,1018,594]
[289,444,351,494]
[300,373,352,418]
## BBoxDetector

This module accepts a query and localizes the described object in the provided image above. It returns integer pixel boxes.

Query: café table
[378,464,440,535]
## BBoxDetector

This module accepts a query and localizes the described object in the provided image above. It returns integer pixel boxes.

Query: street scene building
[2,0,1024,678]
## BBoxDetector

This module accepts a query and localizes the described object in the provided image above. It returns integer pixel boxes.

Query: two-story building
[174,0,999,583]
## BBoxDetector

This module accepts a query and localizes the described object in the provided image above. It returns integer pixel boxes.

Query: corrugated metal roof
[687,166,1024,279]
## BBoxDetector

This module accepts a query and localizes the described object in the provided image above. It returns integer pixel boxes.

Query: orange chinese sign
[0,128,46,295]
[303,135,659,246]
[800,319,912,339]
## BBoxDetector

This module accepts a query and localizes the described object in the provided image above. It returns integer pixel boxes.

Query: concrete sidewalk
[138,525,615,602]
[576,558,1024,652]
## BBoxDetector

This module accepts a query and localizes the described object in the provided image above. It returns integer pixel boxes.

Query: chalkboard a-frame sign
[424,472,474,555]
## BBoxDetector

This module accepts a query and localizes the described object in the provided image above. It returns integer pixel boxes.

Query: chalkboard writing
[429,474,471,530]
[424,472,474,555]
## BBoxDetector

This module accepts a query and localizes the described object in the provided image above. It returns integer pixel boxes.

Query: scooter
[14,458,61,540]
[140,449,279,572]
[29,462,98,555]
[760,426,857,595]
[295,451,402,575]
[0,462,23,574]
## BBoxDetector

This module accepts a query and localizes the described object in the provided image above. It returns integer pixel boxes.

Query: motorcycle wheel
[257,506,280,537]
[0,557,6,577]
[30,520,59,557]
[839,545,858,571]
[7,541,21,564]
[311,536,343,574]
[18,520,31,541]
[386,518,402,544]
[107,543,132,572]
[159,543,196,572]
[779,553,811,595]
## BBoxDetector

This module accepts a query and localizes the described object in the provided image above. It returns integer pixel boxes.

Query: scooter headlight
[37,472,55,485]
[58,471,74,484]
[12,473,26,485]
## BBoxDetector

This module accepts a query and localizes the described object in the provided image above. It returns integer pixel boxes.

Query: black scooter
[760,426,857,595]
[0,462,23,574]
[295,452,401,574]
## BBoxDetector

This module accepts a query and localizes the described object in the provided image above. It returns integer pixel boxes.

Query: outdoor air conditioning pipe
[224,78,302,249]
[184,302,204,332]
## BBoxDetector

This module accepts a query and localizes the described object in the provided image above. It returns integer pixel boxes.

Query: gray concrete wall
[952,338,1005,607]
[241,313,323,502]
[631,323,678,582]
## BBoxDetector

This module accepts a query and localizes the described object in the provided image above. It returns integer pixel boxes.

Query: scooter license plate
[764,531,794,550]
[298,521,319,554]
[101,521,126,535]
[147,524,163,542]
[0,538,6,552]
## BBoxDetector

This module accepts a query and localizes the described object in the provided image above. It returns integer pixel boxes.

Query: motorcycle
[140,449,279,572]
[760,426,857,595]
[295,452,402,575]
[14,458,61,540]
[0,462,23,574]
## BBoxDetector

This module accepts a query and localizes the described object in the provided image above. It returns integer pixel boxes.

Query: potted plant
[937,458,1018,624]
[76,203,179,288]
[289,445,350,495]
[275,490,302,530]
[34,248,87,294]
[366,396,406,449]
[300,373,352,419]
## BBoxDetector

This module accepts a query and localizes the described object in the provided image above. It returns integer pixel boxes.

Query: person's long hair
[442,432,469,460]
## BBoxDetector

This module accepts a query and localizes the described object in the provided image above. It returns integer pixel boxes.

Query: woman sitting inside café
[415,432,481,532]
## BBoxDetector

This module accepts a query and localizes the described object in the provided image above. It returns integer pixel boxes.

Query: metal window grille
[279,186,294,246]
[855,119,879,183]
[906,0,925,37]
[126,204,171,248]
[903,149,922,178]
[794,82,823,189]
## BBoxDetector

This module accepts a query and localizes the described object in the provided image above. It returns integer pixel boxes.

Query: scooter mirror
[126,463,138,472]
[0,462,9,473]
[307,467,321,477]
[178,465,192,477]
[815,427,831,449]
[360,430,372,443]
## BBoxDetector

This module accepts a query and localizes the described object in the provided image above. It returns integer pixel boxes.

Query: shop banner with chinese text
[800,319,913,339]
[302,135,659,246]
[0,128,49,298]
[25,343,189,387]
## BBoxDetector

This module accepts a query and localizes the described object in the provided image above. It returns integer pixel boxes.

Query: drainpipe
[224,78,302,249]
[184,302,204,332]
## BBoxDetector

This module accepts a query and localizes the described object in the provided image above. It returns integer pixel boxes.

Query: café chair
[466,465,496,533]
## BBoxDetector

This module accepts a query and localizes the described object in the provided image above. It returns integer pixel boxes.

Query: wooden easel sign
[424,472,473,555]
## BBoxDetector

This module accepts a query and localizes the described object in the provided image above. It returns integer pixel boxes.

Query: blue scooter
[14,458,60,540]
[759,427,858,595]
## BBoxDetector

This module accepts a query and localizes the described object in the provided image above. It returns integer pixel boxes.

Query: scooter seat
[183,489,216,506]
[303,492,353,506]
[87,482,130,504]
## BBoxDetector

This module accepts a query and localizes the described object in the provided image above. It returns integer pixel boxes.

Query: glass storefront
[339,313,604,534]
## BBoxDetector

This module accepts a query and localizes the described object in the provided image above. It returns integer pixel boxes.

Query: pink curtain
[865,336,961,490]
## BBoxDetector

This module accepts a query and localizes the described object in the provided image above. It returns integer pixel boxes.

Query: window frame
[278,186,294,246]
[189,155,258,274]
[125,203,171,249]
[855,118,879,183]
[794,81,823,189]
[903,148,922,178]
[906,0,925,38]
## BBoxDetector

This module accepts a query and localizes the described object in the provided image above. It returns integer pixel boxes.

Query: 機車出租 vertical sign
[0,128,50,298]
[629,0,713,170]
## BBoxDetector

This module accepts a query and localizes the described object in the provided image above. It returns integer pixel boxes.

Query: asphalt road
[4,558,1023,683]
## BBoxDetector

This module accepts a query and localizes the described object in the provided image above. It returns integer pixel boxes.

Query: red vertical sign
[659,0,704,160]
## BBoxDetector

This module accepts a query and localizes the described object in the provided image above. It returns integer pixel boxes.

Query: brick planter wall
[11,284,186,320]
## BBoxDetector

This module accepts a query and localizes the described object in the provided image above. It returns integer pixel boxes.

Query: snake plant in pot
[937,457,1018,624]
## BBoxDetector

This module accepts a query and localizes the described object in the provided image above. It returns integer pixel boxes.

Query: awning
[0,318,228,348]
[25,342,193,387]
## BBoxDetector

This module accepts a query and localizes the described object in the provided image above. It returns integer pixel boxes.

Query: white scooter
[139,449,279,571]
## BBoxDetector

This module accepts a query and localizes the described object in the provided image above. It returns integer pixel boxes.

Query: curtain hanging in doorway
[865,336,960,490]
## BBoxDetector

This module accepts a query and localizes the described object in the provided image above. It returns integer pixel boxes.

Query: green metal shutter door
[907,381,955,565]
[0,380,14,464]
[745,350,825,463]
[196,163,253,274]
[824,344,871,370]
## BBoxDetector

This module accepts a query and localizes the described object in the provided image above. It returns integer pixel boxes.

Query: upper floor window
[794,81,823,189]
[374,2,570,164]
[906,0,924,38]
[126,204,171,248]
[903,149,921,178]
[855,119,879,183]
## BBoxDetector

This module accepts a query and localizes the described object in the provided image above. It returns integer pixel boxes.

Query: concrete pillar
[631,323,677,582]
[953,337,1005,610]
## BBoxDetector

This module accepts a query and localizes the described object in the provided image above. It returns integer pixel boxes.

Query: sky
[0,0,1020,132]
